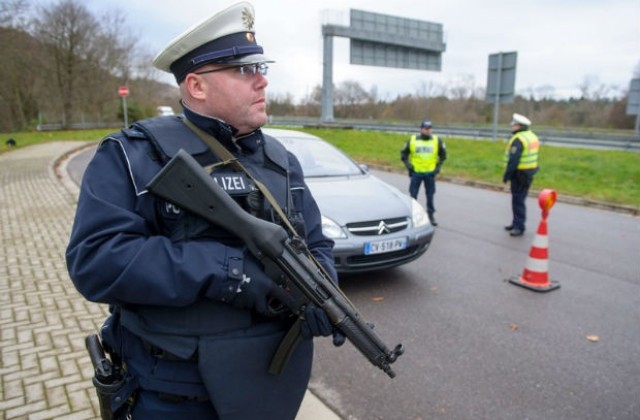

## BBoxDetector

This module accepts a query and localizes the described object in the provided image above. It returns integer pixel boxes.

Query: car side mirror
[359,163,369,173]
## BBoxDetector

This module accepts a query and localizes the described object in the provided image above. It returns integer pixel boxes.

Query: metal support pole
[321,33,334,123]
[122,97,129,128]
[491,53,503,142]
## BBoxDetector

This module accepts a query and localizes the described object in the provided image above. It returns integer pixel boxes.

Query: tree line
[269,77,638,130]
[0,0,178,132]
[1,0,638,133]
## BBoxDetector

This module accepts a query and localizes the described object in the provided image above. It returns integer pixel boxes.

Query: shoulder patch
[121,128,148,139]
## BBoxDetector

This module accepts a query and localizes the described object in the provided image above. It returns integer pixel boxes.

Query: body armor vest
[116,116,297,359]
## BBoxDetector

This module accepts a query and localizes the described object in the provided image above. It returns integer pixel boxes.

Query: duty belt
[143,340,198,362]
[157,392,210,403]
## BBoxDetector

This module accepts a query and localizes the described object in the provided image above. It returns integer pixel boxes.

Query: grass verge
[2,125,639,209]
[291,127,640,209]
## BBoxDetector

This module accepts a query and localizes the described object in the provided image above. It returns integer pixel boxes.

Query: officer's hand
[332,329,346,347]
[230,255,278,314]
[300,307,346,347]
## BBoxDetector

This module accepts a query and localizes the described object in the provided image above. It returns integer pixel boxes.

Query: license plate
[364,238,407,255]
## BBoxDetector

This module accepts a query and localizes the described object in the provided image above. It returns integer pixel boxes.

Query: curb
[367,164,640,216]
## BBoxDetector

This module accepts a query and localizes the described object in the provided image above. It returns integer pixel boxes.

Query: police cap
[511,113,531,127]
[420,120,433,129]
[153,2,273,83]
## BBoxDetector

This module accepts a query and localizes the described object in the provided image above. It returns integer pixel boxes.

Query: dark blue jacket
[65,111,336,418]
[66,115,335,307]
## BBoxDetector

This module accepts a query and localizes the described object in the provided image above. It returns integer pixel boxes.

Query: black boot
[428,213,438,226]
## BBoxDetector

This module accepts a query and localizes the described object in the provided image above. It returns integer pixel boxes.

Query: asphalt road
[69,146,640,420]
[310,170,640,420]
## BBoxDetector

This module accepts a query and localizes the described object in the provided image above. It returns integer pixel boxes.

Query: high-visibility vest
[504,130,540,170]
[409,135,439,172]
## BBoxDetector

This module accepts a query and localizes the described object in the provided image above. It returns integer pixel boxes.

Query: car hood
[305,174,412,225]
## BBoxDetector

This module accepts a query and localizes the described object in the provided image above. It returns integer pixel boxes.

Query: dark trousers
[127,327,310,419]
[132,390,217,419]
[510,171,534,230]
[102,315,311,419]
[409,171,436,215]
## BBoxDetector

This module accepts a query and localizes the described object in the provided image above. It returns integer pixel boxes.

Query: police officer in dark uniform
[503,113,540,237]
[66,3,342,418]
[400,120,447,226]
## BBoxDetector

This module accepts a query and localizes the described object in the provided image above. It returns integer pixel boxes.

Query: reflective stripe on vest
[409,135,439,172]
[504,130,540,170]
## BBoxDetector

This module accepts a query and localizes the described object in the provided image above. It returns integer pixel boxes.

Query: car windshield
[275,135,364,178]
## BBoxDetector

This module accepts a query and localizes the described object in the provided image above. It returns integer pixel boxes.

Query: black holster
[85,334,126,420]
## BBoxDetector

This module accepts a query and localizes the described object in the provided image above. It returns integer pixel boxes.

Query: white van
[157,106,175,116]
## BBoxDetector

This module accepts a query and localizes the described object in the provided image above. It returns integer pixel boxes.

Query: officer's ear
[182,72,208,101]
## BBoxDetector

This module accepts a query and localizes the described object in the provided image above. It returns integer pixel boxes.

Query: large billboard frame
[321,9,446,122]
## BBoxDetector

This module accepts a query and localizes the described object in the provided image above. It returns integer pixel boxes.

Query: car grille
[346,217,409,236]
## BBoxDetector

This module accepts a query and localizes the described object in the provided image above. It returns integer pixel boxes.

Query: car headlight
[321,215,347,239]
[411,199,430,227]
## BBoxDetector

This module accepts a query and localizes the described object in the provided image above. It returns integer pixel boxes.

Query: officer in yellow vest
[503,113,540,236]
[401,120,447,226]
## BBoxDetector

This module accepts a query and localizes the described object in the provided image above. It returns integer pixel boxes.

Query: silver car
[265,128,435,274]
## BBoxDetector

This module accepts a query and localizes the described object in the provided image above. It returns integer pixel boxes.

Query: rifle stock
[146,149,404,378]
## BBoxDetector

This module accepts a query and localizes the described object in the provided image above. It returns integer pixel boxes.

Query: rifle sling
[182,118,298,238]
[183,119,302,375]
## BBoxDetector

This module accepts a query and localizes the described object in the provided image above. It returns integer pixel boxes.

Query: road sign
[118,86,129,97]
[626,78,640,115]
[486,51,518,140]
[627,78,640,134]
[320,8,446,122]
[348,9,445,71]
[485,51,517,104]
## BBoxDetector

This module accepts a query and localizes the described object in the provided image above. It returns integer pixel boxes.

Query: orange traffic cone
[509,189,560,292]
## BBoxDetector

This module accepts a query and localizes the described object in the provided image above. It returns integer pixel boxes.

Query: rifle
[146,149,404,378]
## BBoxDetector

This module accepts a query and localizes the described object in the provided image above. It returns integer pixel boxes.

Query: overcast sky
[36,0,640,101]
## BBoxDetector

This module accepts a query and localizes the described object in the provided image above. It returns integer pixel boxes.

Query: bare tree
[0,0,29,27]
[266,92,295,116]
[298,85,322,116]
[0,0,34,130]
[416,80,446,98]
[333,80,375,118]
[335,80,371,107]
[0,26,42,130]
[82,9,138,122]
[522,85,557,101]
[32,0,99,128]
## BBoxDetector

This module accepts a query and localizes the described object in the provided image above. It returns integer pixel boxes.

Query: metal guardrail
[35,117,640,151]
[270,117,640,152]
[36,122,120,131]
